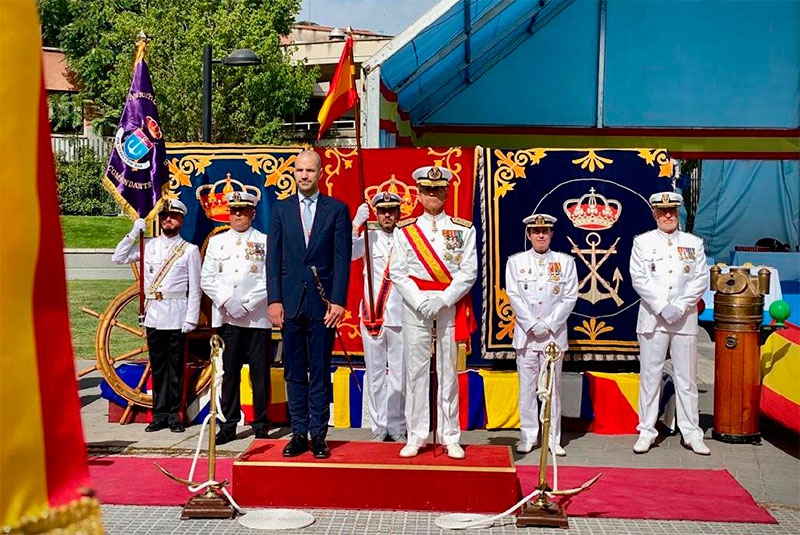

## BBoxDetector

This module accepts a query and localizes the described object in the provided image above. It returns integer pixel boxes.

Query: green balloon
[769,300,791,325]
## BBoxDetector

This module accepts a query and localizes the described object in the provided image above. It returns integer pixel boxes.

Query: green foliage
[57,0,317,144]
[49,93,83,133]
[56,146,118,215]
[38,0,73,47]
[61,215,133,248]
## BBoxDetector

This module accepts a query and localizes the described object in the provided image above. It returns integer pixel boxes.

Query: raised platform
[232,439,519,513]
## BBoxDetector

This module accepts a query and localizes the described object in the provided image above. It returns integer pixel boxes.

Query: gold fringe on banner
[4,497,103,535]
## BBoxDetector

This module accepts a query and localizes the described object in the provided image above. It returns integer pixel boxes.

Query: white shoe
[399,444,419,458]
[446,444,466,459]
[633,436,654,454]
[516,440,538,454]
[687,438,711,456]
[389,434,407,443]
[549,444,566,457]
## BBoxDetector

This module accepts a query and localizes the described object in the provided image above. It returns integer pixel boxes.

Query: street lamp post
[201,45,262,142]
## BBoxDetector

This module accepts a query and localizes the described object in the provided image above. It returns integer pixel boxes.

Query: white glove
[427,297,446,317]
[418,299,433,319]
[181,322,196,334]
[225,296,247,319]
[353,202,370,227]
[530,321,549,338]
[660,304,683,324]
[128,218,146,239]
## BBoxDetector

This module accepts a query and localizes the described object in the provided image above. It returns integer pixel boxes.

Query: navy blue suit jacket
[267,194,351,319]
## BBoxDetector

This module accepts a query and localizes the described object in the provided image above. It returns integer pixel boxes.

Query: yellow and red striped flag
[0,2,102,532]
[317,34,358,140]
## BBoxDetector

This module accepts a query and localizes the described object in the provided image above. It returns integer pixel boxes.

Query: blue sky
[297,0,441,35]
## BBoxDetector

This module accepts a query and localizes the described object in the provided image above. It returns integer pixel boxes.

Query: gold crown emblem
[533,215,548,226]
[195,173,261,223]
[364,174,418,218]
[662,193,670,204]
[563,187,622,230]
[427,166,442,179]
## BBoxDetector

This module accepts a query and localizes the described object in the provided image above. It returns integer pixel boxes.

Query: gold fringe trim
[3,496,103,535]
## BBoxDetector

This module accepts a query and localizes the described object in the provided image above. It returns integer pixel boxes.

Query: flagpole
[348,31,377,328]
[136,33,147,326]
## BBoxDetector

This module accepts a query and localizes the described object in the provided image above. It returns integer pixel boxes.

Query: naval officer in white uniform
[505,213,578,456]
[201,191,271,445]
[351,191,406,442]
[390,165,478,460]
[630,191,710,455]
[112,199,202,433]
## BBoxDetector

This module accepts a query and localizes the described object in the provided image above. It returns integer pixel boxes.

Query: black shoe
[311,436,331,459]
[216,429,237,446]
[282,435,309,457]
[254,427,269,439]
[170,422,185,433]
[145,421,169,433]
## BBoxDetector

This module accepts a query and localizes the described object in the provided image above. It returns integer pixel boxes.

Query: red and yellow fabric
[586,372,640,434]
[0,2,102,532]
[760,322,800,433]
[317,35,358,139]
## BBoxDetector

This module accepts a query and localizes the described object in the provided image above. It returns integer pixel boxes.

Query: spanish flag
[0,2,102,532]
[317,35,358,140]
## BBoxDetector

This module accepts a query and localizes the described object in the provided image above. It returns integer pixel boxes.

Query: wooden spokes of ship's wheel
[78,279,212,421]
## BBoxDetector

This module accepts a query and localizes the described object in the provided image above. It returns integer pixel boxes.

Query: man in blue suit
[268,149,352,459]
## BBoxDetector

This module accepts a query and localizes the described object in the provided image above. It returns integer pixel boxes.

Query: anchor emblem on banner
[568,233,622,305]
[562,188,624,305]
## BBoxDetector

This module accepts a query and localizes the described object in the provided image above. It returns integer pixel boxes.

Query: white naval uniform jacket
[201,228,271,329]
[390,212,478,327]
[630,229,708,335]
[505,249,578,351]
[112,233,202,330]
[352,225,402,328]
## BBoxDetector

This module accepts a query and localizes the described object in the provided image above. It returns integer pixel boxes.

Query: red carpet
[89,455,776,523]
[517,465,776,524]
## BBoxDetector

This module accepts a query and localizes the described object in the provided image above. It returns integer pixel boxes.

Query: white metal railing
[282,119,356,131]
[51,135,113,161]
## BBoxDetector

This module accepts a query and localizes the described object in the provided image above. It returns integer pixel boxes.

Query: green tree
[57,0,316,144]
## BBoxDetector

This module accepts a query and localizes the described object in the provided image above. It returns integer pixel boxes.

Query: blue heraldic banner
[480,148,673,359]
[162,144,302,248]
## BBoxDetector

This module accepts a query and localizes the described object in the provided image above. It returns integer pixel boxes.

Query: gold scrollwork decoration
[167,155,213,190]
[245,153,298,199]
[572,150,613,173]
[492,148,548,198]
[337,309,361,340]
[495,287,516,341]
[573,317,614,340]
[427,147,463,186]
[636,149,674,177]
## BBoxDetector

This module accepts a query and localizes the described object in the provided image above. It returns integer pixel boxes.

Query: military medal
[443,252,453,261]
[250,264,258,273]
[684,265,690,274]
[553,285,560,295]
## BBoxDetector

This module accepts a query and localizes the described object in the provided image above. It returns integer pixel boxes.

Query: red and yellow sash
[362,262,393,336]
[401,224,476,343]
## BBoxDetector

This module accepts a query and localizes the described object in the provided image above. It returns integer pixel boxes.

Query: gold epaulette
[451,216,473,228]
[396,217,417,228]
[367,221,381,230]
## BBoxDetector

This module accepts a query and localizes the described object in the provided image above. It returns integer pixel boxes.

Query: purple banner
[103,44,167,220]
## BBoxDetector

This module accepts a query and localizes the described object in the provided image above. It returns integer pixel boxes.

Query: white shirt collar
[299,191,320,204]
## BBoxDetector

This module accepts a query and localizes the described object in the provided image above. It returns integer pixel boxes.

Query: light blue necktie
[302,197,313,245]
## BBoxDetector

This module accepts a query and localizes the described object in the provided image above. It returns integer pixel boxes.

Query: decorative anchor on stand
[155,334,237,519]
[516,342,602,529]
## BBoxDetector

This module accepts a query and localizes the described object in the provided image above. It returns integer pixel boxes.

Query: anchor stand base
[181,490,237,520]
[516,500,568,529]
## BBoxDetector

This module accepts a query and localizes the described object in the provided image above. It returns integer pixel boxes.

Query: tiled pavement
[78,328,800,534]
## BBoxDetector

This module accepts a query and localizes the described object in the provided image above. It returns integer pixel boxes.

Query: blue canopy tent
[362,0,800,260]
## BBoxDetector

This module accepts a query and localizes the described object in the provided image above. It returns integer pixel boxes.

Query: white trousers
[516,346,562,447]
[403,322,460,447]
[637,331,702,442]
[361,324,406,436]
